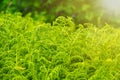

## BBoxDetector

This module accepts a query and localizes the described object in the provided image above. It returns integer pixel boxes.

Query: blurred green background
[0,0,120,27]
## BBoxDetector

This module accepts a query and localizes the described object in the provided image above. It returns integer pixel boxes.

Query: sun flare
[102,0,120,14]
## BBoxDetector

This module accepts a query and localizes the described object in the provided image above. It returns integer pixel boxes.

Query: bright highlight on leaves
[102,0,120,14]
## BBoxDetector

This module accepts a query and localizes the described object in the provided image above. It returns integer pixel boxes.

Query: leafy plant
[0,13,120,80]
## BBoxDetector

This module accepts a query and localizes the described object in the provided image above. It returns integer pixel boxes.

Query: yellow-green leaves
[1,13,120,80]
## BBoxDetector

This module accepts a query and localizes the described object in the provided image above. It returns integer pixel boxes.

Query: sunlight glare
[102,0,120,14]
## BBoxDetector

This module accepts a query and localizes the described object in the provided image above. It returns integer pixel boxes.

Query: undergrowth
[0,13,120,80]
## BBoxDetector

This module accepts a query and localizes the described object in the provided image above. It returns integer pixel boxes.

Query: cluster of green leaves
[0,13,120,80]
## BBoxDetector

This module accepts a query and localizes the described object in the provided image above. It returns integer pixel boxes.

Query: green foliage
[1,13,120,80]
[1,0,120,26]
